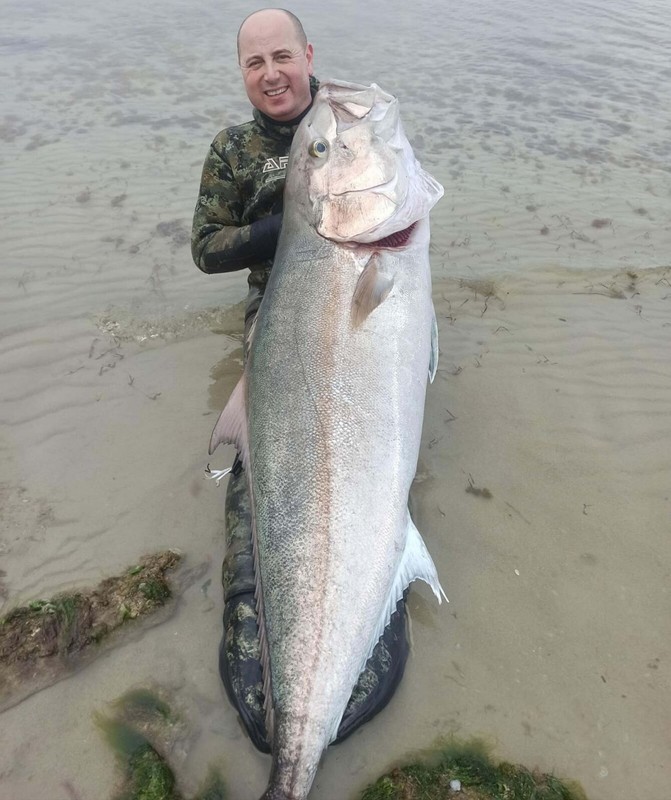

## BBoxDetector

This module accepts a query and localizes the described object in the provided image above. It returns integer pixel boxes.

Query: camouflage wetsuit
[191,78,408,753]
[191,81,321,331]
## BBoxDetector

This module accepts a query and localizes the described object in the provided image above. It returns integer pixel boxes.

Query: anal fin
[332,512,446,744]
[371,512,446,650]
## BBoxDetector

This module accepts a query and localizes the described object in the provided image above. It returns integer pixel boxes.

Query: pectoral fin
[351,258,394,328]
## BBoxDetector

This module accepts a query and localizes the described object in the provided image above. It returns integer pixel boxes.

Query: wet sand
[2,0,671,798]
[2,270,670,800]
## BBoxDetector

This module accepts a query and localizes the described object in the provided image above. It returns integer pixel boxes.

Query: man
[191,9,408,754]
[192,8,316,339]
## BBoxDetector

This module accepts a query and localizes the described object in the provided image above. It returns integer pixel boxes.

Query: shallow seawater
[1,1,670,799]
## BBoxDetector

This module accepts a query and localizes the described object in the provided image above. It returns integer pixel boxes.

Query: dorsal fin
[364,510,446,667]
[208,372,249,466]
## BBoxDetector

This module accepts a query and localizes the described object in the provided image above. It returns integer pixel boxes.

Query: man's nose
[262,59,280,82]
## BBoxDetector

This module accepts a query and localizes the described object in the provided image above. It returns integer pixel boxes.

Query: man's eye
[276,54,291,62]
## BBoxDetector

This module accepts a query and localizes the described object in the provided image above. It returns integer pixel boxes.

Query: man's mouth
[265,86,289,97]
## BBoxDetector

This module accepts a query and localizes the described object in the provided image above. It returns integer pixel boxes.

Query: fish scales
[252,232,432,778]
[209,80,445,800]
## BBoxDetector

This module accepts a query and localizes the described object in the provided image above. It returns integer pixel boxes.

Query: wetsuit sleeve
[191,141,281,274]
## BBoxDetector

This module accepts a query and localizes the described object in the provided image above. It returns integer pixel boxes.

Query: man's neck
[257,102,312,128]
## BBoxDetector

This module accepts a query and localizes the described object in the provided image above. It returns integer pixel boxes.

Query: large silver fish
[210,80,445,800]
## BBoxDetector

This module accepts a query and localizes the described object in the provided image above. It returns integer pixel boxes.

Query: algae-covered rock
[0,550,200,711]
[360,738,588,800]
[98,692,588,800]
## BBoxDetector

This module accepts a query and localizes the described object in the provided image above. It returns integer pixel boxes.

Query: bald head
[237,8,307,63]
[236,8,314,122]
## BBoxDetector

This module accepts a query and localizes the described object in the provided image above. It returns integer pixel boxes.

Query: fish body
[210,80,445,800]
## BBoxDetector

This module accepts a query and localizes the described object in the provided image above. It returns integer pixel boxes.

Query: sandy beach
[2,0,671,798]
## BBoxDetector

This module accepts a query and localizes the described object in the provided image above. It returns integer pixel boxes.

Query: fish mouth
[366,222,417,248]
[317,215,419,250]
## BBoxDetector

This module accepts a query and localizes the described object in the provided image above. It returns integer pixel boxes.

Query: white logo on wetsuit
[263,156,288,173]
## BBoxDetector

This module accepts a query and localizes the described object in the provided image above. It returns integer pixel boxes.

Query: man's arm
[191,141,282,274]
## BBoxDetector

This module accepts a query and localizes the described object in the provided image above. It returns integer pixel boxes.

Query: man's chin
[261,98,295,122]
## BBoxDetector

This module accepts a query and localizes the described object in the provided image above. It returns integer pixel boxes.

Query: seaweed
[98,690,226,800]
[0,551,183,710]
[361,738,587,800]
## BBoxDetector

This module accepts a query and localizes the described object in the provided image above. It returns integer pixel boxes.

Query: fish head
[286,80,443,245]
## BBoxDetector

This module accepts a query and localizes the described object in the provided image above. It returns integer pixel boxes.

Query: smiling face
[238,9,314,122]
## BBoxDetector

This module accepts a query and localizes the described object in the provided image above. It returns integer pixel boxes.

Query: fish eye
[308,139,329,158]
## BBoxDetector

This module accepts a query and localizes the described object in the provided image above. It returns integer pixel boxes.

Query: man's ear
[306,43,314,75]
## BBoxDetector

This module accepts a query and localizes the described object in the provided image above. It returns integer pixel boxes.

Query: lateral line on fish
[289,248,332,263]
[293,325,330,444]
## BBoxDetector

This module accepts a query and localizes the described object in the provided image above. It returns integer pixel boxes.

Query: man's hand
[249,213,283,262]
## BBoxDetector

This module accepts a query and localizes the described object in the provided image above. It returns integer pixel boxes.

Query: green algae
[138,578,172,604]
[98,692,587,800]
[98,690,226,800]
[103,720,181,800]
[115,688,175,723]
[360,738,587,800]
[0,551,182,711]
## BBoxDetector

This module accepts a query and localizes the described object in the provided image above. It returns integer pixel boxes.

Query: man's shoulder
[211,118,262,151]
[209,115,291,180]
